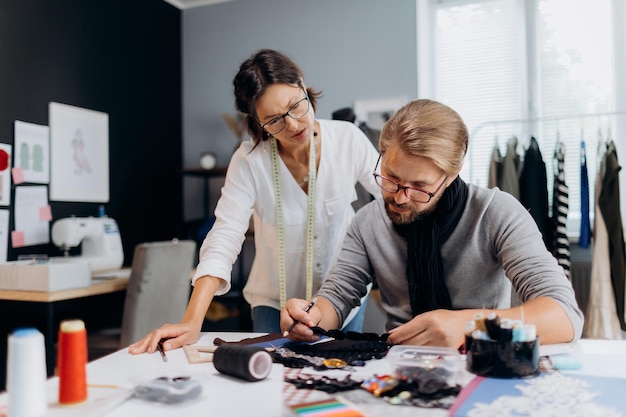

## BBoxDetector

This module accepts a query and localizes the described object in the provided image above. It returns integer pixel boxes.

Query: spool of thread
[471,329,489,341]
[499,319,513,342]
[513,323,537,342]
[550,354,582,370]
[523,323,537,341]
[57,319,88,405]
[7,328,48,417]
[484,312,501,341]
[473,312,486,331]
[213,345,273,382]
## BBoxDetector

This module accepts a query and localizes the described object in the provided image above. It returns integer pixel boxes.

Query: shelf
[181,166,228,177]
[181,166,228,220]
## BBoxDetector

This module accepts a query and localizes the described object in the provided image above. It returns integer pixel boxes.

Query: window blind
[423,0,618,238]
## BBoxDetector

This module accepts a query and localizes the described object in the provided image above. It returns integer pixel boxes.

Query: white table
[1,334,625,417]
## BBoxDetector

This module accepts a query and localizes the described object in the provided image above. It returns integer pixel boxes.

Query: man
[281,99,583,347]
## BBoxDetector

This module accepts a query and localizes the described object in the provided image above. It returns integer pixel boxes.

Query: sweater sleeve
[316,203,375,326]
[488,189,584,340]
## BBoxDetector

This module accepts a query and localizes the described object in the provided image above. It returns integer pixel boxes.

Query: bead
[389,396,403,405]
[398,390,412,400]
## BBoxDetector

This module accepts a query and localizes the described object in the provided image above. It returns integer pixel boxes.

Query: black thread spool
[213,345,273,382]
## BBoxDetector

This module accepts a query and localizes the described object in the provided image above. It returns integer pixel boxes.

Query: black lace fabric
[272,327,391,369]
[273,329,461,410]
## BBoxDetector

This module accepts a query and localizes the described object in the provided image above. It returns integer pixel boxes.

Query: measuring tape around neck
[270,133,317,308]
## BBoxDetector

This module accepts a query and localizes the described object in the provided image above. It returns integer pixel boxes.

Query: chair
[88,239,196,359]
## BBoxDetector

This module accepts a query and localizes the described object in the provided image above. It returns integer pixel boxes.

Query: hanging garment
[488,144,502,189]
[598,140,626,331]
[519,137,550,250]
[578,141,592,248]
[551,142,571,279]
[499,137,521,199]
[584,146,622,339]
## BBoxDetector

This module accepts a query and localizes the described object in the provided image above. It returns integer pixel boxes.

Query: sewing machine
[51,216,124,273]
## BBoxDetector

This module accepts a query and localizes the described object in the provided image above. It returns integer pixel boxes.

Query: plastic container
[466,338,539,378]
[387,346,464,386]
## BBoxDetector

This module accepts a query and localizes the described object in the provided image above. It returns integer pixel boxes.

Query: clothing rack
[471,111,626,341]
[469,110,626,139]
[467,110,626,183]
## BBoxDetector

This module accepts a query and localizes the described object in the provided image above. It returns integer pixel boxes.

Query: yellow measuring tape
[270,133,316,308]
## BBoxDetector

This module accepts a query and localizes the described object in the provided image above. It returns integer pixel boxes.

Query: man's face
[378,147,450,225]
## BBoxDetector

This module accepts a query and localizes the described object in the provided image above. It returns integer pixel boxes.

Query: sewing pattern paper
[0,209,8,262]
[14,120,50,184]
[49,102,109,202]
[14,185,50,246]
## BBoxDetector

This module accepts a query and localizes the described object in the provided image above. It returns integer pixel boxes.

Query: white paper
[49,102,109,202]
[14,120,50,184]
[0,143,12,206]
[14,185,50,246]
[0,209,8,262]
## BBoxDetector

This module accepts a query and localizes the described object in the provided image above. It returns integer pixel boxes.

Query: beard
[383,196,438,225]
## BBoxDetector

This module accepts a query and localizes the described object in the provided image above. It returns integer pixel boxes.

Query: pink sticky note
[39,205,52,222]
[11,167,24,184]
[12,231,25,248]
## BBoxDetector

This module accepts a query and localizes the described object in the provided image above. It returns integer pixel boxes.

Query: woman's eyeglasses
[260,95,310,135]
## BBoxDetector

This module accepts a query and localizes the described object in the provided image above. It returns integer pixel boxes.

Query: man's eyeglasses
[373,154,448,203]
[260,95,310,136]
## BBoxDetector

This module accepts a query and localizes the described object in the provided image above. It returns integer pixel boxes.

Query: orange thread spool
[57,319,88,405]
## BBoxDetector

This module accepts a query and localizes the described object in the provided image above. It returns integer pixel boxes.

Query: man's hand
[280,298,321,342]
[387,309,471,348]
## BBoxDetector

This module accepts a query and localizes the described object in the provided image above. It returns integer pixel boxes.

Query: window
[417,0,626,238]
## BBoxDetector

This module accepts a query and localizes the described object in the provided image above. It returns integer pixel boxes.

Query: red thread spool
[57,319,88,405]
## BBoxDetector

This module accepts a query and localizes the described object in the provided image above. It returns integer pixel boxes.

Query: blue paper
[449,372,626,416]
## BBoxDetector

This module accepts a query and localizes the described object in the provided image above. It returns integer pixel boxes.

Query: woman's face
[255,83,315,146]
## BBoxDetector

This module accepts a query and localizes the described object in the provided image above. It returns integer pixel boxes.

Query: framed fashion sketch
[354,97,407,130]
[14,120,50,184]
[49,102,109,202]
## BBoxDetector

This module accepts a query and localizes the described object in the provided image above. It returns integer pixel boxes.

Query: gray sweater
[317,184,584,340]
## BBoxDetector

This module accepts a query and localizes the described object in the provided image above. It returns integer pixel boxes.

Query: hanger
[605,117,613,150]
[552,132,562,176]
[553,119,561,152]
[596,127,605,154]
[555,132,565,156]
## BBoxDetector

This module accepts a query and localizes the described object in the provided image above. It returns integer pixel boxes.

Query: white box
[0,259,91,292]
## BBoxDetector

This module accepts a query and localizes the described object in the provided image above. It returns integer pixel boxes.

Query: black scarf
[393,177,469,316]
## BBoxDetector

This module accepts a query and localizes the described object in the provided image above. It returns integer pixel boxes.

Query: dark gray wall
[0,0,183,391]
[182,0,418,220]
[0,0,183,264]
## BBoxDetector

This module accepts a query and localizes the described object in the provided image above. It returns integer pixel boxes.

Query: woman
[129,49,379,355]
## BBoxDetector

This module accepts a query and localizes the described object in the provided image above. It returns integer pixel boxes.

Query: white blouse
[192,119,380,310]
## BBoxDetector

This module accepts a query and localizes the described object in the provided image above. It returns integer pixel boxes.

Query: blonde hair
[379,99,468,175]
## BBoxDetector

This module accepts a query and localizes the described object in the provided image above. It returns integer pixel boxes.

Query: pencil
[283,297,317,337]
[157,340,168,362]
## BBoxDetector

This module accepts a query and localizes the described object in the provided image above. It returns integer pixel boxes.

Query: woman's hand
[128,321,201,355]
[128,275,222,355]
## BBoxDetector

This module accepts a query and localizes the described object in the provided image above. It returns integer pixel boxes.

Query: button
[322,358,348,368]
